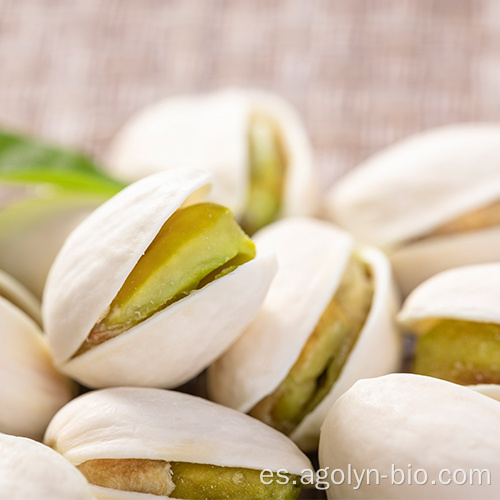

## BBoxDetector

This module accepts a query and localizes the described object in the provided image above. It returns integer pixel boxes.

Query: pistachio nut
[44,387,312,500]
[0,296,74,441]
[208,217,401,451]
[43,168,276,388]
[0,268,41,326]
[326,124,500,295]
[319,373,500,499]
[398,264,500,389]
[0,432,95,500]
[105,88,318,234]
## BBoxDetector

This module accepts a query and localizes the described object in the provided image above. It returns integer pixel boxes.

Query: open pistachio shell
[208,218,401,451]
[105,88,318,230]
[319,374,500,499]
[44,387,312,500]
[326,124,500,295]
[0,433,95,500]
[398,264,500,389]
[0,297,74,441]
[0,268,41,325]
[43,168,276,388]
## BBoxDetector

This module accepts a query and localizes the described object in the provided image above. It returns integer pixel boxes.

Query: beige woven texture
[0,0,499,189]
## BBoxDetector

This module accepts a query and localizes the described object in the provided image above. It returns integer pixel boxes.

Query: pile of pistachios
[1,90,499,500]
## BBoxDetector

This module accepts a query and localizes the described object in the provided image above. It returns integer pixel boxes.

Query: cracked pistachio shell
[319,374,500,499]
[44,387,312,500]
[0,297,74,441]
[105,88,318,221]
[208,218,401,451]
[42,168,276,388]
[0,433,95,500]
[0,268,41,326]
[326,124,500,295]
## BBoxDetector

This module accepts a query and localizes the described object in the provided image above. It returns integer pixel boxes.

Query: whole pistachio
[326,124,500,295]
[45,387,312,500]
[43,168,276,388]
[106,88,318,234]
[208,217,401,451]
[319,374,500,499]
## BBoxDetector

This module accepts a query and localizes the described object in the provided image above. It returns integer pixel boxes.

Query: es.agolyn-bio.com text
[260,464,491,491]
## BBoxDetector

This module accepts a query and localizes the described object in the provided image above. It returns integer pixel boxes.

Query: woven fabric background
[0,0,499,189]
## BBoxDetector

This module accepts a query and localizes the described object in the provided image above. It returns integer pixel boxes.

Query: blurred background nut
[209,217,401,452]
[327,124,500,296]
[106,88,318,235]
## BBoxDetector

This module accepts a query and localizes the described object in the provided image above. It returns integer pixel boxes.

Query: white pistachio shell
[0,297,74,441]
[0,268,41,325]
[0,433,95,500]
[44,387,312,499]
[319,373,500,499]
[208,217,401,451]
[327,124,500,295]
[106,88,317,220]
[398,263,500,331]
[43,168,276,388]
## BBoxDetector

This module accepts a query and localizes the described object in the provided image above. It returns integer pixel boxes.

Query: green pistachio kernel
[413,319,500,385]
[251,257,373,433]
[78,459,302,500]
[80,202,255,353]
[241,115,286,235]
[170,462,301,500]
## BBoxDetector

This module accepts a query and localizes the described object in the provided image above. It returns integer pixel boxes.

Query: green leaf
[0,130,126,195]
